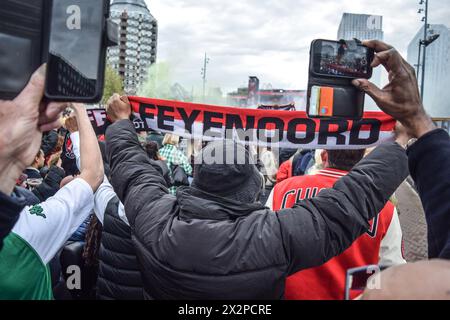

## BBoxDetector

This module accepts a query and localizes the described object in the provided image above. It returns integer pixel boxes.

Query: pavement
[395,181,428,262]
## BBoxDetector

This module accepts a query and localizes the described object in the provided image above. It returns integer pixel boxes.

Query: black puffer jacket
[32,166,65,202]
[407,129,450,259]
[106,120,408,300]
[97,197,144,300]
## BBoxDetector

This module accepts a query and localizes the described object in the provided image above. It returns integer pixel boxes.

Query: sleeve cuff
[407,128,449,180]
[407,129,449,157]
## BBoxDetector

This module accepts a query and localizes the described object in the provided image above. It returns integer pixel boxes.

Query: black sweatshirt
[408,129,450,259]
[106,120,409,299]
[0,190,27,251]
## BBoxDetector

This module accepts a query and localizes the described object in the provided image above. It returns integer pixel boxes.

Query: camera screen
[314,40,371,78]
[46,0,104,98]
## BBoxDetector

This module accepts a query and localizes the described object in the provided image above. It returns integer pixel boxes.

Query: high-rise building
[338,13,384,42]
[407,24,450,118]
[108,0,158,95]
[337,13,384,88]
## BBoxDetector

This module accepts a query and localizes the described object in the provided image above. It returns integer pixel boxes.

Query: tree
[102,64,124,105]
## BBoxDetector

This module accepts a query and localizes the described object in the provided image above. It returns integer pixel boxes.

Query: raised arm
[105,94,169,225]
[352,40,450,259]
[0,65,66,248]
[407,129,450,258]
[9,104,104,265]
[279,141,408,275]
[67,112,119,226]
[71,104,104,192]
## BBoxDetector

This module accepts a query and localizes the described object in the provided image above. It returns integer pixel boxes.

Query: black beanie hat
[191,140,263,203]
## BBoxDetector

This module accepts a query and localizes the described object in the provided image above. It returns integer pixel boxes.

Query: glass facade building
[407,24,450,118]
[337,13,384,88]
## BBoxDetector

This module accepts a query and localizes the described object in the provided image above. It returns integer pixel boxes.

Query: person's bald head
[363,260,450,300]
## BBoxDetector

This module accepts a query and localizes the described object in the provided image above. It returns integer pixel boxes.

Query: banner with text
[87,97,396,150]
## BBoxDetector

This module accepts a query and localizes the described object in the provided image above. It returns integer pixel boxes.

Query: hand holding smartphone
[307,39,375,120]
[0,0,118,103]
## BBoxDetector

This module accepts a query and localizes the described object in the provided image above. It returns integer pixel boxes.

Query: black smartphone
[0,0,46,100]
[306,39,375,120]
[311,39,374,79]
[45,0,109,102]
[0,0,117,103]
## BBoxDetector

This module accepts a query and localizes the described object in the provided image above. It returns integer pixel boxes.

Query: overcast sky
[146,0,450,94]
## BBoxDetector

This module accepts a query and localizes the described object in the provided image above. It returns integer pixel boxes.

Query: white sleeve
[70,131,81,170]
[12,178,94,264]
[265,188,275,210]
[118,202,130,226]
[72,132,117,226]
[379,208,407,266]
[93,176,119,225]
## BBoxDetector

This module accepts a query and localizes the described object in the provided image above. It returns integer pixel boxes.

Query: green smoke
[138,61,227,105]
[138,62,173,100]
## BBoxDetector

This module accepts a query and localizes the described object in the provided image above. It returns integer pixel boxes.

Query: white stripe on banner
[135,116,394,150]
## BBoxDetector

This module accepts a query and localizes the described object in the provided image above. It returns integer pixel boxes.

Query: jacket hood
[176,186,266,221]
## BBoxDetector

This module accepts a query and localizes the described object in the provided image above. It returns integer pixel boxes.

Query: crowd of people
[0,40,449,300]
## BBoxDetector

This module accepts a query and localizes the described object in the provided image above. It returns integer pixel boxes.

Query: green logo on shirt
[29,205,46,219]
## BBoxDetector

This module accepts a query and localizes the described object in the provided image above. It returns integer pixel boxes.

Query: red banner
[88,97,396,150]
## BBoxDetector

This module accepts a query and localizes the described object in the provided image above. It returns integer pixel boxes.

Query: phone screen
[313,40,372,78]
[46,0,104,100]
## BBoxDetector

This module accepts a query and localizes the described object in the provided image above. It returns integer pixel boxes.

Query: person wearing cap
[104,93,408,300]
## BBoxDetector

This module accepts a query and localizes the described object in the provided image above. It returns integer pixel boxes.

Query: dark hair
[83,215,102,267]
[33,149,44,167]
[36,149,44,158]
[145,141,160,161]
[326,149,365,171]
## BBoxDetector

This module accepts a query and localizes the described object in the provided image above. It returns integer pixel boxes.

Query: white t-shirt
[12,178,94,264]
[71,132,129,226]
